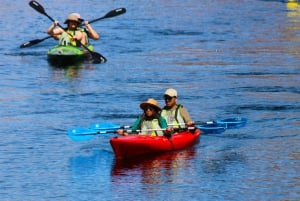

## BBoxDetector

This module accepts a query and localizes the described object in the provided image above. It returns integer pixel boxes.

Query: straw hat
[64,13,84,24]
[140,98,161,111]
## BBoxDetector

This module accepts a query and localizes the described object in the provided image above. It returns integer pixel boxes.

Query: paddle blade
[29,0,56,22]
[197,122,227,134]
[217,117,247,129]
[90,51,107,64]
[89,8,126,24]
[68,128,96,141]
[20,36,52,48]
[90,122,121,130]
[20,39,41,48]
[29,0,46,15]
[104,8,126,19]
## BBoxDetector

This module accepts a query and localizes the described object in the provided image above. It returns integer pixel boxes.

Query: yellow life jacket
[59,27,88,46]
[140,119,164,136]
[161,104,185,128]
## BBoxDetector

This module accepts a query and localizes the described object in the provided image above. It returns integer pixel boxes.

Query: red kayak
[110,129,201,159]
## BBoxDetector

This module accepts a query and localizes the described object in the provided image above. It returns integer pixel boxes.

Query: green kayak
[47,45,94,66]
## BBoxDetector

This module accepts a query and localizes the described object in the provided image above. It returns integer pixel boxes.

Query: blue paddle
[68,125,197,141]
[68,117,247,141]
[196,121,227,134]
[68,127,98,141]
[194,117,247,134]
[216,117,247,129]
[68,122,130,141]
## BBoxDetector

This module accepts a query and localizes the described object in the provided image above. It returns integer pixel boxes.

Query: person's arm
[84,21,99,40]
[131,117,142,131]
[47,21,63,40]
[179,107,193,124]
[159,116,168,129]
[117,117,142,136]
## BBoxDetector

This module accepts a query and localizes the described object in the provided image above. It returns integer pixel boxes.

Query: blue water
[0,0,299,200]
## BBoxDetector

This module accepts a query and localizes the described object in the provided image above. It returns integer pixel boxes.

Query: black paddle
[88,8,126,24]
[28,1,122,63]
[20,7,126,48]
[20,35,52,48]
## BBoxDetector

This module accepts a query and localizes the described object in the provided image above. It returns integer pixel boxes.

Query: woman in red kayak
[117,98,168,136]
[47,13,99,46]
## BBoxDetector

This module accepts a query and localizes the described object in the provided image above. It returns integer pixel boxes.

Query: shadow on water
[111,148,197,184]
[68,143,114,183]
[49,61,99,79]
[68,145,198,185]
[4,51,45,57]
[50,65,84,78]
[239,104,300,111]
[200,146,247,175]
[69,149,112,176]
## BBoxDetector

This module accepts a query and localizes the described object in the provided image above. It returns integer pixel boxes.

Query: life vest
[140,118,164,136]
[59,27,88,46]
[161,104,185,128]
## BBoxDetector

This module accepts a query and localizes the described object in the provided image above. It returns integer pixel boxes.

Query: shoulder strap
[174,104,183,124]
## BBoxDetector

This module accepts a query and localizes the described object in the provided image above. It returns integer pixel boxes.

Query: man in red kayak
[161,88,194,128]
[47,13,99,46]
[117,98,168,136]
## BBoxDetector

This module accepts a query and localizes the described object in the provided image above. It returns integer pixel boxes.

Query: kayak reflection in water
[46,13,99,46]
[117,98,168,136]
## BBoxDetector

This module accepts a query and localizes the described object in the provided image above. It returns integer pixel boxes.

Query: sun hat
[164,88,177,97]
[64,13,84,24]
[140,98,161,111]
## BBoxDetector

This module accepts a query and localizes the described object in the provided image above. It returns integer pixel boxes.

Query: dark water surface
[0,0,299,200]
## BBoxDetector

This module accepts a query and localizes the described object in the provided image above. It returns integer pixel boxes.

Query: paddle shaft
[127,127,196,133]
[71,121,220,137]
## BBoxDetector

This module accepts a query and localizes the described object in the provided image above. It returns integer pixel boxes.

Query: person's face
[143,106,154,117]
[164,95,177,108]
[67,20,79,29]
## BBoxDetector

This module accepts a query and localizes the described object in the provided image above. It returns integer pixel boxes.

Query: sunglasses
[164,96,174,102]
[67,20,79,24]
[144,107,153,112]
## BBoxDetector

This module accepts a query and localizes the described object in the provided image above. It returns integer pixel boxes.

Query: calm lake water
[0,0,299,200]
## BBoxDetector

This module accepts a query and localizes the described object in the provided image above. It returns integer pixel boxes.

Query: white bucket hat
[64,13,84,24]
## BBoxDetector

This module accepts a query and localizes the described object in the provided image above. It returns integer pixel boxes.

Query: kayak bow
[47,45,94,66]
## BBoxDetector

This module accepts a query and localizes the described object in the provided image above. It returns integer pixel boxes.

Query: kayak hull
[47,45,94,66]
[110,129,201,159]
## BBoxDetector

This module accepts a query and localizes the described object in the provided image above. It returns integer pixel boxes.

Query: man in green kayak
[47,13,99,46]
[161,88,194,128]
